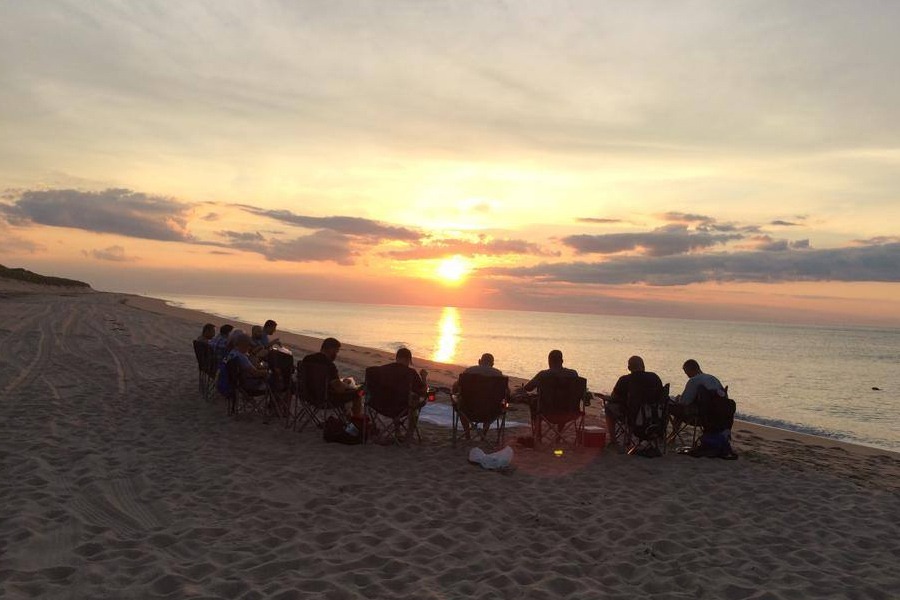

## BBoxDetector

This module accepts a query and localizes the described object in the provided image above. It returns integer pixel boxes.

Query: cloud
[562,224,742,257]
[791,239,810,249]
[487,243,900,286]
[387,237,552,260]
[241,207,421,242]
[0,187,422,266]
[771,220,801,226]
[661,212,714,224]
[577,217,624,224]
[0,222,44,254]
[745,235,789,252]
[226,230,356,265]
[853,235,900,245]
[82,245,138,262]
[218,230,265,243]
[2,189,193,242]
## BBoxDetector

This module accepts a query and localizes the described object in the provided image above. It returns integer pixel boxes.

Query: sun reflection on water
[433,306,461,363]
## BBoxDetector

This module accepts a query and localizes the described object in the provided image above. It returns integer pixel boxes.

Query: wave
[735,412,896,451]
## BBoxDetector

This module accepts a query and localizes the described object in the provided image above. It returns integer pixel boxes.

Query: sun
[436,255,471,284]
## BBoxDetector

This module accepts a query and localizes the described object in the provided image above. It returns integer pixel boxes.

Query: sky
[2,0,900,326]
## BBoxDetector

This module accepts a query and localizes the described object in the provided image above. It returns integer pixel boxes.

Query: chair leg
[452,405,458,448]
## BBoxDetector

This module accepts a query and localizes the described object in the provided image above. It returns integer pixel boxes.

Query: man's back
[681,372,725,405]
[380,361,427,395]
[613,370,663,401]
[464,364,503,377]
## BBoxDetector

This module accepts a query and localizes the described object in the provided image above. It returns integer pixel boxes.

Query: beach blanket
[418,402,526,429]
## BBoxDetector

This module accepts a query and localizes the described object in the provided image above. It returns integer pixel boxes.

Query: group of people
[197,321,430,442]
[196,321,733,452]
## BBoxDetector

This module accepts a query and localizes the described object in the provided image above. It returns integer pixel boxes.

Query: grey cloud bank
[489,243,900,286]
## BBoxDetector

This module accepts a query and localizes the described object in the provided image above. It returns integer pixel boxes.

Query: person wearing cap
[301,337,363,417]
[379,347,428,442]
[451,353,506,439]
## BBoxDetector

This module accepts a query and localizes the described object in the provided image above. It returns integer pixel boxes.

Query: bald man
[600,356,663,446]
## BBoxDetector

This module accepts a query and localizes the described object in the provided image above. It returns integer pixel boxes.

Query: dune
[2,283,898,599]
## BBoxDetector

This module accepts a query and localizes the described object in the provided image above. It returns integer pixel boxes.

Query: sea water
[161,294,900,452]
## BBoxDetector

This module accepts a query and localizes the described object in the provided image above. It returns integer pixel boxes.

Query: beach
[2,282,899,599]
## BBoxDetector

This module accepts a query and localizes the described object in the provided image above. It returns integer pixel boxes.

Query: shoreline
[3,280,899,598]
[136,291,898,458]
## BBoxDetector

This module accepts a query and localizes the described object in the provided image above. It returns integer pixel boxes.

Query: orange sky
[2,2,900,326]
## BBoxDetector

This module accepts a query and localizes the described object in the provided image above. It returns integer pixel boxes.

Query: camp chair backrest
[696,385,734,434]
[193,340,217,376]
[458,373,508,423]
[628,383,670,441]
[299,360,332,408]
[625,378,666,424]
[365,364,411,419]
[538,375,587,422]
[268,350,294,391]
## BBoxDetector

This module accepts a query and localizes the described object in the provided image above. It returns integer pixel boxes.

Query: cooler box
[582,426,607,448]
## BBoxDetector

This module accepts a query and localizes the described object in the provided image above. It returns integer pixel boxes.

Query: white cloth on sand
[468,446,514,470]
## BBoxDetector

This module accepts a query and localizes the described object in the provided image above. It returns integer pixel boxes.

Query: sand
[2,282,899,599]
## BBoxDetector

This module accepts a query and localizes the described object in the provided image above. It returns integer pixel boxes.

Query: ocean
[162,294,900,452]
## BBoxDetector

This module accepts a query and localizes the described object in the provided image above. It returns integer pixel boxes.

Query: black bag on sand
[323,417,362,445]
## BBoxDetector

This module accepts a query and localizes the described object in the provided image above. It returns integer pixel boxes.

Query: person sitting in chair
[599,355,663,448]
[250,325,269,358]
[516,349,579,413]
[451,353,505,439]
[522,349,578,393]
[670,358,726,427]
[197,323,216,343]
[211,324,234,362]
[228,333,269,391]
[261,319,280,348]
[380,347,428,443]
[301,337,362,418]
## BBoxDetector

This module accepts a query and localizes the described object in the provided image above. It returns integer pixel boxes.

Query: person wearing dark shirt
[196,323,216,343]
[378,347,428,443]
[600,356,663,446]
[301,337,362,417]
[522,349,579,393]
[451,353,506,439]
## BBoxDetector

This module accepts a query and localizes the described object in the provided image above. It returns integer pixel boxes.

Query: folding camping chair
[451,373,509,447]
[668,385,730,449]
[266,348,295,425]
[192,340,218,401]
[530,375,588,448]
[224,356,273,418]
[625,383,670,456]
[364,364,426,445]
[292,359,352,432]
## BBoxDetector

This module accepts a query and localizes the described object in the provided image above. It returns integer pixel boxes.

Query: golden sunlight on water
[433,306,461,363]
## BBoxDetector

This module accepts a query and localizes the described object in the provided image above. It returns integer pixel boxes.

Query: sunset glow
[1,2,899,326]
[435,256,471,285]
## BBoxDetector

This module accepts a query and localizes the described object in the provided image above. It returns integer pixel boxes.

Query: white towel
[468,446,514,470]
